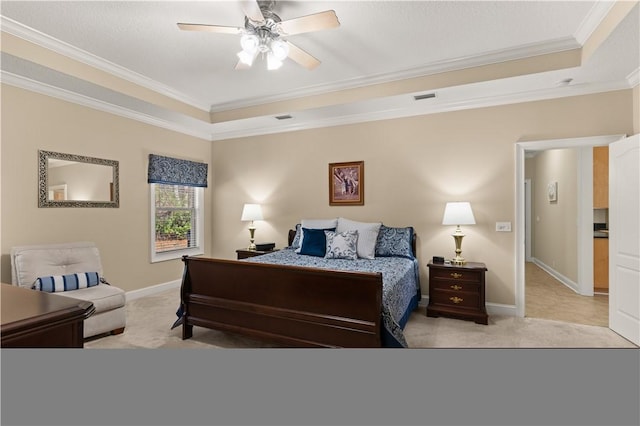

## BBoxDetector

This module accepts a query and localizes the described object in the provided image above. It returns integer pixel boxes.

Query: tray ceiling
[1,1,638,140]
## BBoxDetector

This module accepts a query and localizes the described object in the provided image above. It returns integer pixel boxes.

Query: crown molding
[0,71,212,141]
[3,63,631,143]
[209,79,632,141]
[4,62,632,143]
[627,67,640,87]
[0,15,211,112]
[574,0,616,45]
[209,36,581,112]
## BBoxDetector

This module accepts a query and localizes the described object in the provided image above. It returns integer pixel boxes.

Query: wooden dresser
[426,262,488,325]
[1,284,95,348]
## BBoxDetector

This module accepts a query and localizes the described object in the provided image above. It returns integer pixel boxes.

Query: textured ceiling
[1,1,638,140]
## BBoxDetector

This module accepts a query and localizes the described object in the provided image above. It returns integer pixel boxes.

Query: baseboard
[531,258,579,294]
[420,296,516,316]
[125,279,181,301]
[486,302,517,316]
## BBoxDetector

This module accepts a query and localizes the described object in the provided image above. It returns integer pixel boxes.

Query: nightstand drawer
[429,268,482,283]
[426,262,488,325]
[429,289,479,309]
[431,278,478,292]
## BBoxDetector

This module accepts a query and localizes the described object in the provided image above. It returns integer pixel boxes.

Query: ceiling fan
[177,0,340,71]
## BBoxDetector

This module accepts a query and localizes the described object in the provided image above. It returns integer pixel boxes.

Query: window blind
[147,154,208,188]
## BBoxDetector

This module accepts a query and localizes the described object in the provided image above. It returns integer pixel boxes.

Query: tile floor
[525,262,608,327]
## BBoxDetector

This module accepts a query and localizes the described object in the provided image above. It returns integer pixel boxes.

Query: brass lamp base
[451,228,467,265]
[247,224,256,251]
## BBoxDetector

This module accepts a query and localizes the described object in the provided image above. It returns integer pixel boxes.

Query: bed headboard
[287,227,417,257]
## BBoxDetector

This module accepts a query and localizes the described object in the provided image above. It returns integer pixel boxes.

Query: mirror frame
[38,150,120,208]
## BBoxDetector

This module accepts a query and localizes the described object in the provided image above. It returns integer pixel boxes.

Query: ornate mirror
[38,150,119,208]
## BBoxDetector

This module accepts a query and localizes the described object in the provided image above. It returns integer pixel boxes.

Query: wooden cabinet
[594,238,609,293]
[593,146,609,208]
[426,262,488,325]
[1,284,95,348]
[236,249,277,259]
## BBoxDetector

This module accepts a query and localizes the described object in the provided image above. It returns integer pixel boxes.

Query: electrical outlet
[496,222,512,232]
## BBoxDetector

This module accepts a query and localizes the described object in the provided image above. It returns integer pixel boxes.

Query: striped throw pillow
[33,272,100,292]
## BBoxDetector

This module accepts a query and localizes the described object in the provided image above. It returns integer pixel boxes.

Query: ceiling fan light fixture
[237,49,256,66]
[240,33,259,54]
[270,39,289,61]
[178,0,340,70]
[267,52,283,70]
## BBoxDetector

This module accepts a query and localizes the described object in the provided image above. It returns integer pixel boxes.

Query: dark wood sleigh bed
[179,229,418,348]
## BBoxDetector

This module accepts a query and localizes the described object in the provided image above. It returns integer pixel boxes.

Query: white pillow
[324,230,358,260]
[295,218,338,253]
[336,217,382,259]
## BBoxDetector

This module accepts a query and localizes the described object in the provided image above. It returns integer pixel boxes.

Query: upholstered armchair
[10,242,126,339]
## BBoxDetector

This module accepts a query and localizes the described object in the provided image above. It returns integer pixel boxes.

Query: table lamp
[442,202,475,265]
[241,203,263,250]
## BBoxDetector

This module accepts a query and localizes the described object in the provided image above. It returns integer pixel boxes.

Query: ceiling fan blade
[286,42,321,70]
[277,10,340,36]
[240,0,265,24]
[177,23,242,35]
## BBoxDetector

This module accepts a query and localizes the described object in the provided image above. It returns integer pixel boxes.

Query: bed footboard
[180,256,383,347]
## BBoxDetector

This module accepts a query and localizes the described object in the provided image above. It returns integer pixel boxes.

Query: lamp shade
[271,39,289,60]
[241,203,263,221]
[442,202,476,225]
[240,34,259,54]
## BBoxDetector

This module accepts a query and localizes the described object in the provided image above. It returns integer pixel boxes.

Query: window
[147,154,207,262]
[150,183,204,262]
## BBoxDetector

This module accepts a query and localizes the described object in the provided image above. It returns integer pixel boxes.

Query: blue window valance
[147,154,208,188]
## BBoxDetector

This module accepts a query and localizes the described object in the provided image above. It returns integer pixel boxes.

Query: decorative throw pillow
[298,227,336,257]
[375,225,415,259]
[336,217,381,259]
[295,218,338,253]
[324,230,359,260]
[33,272,101,293]
[289,223,302,249]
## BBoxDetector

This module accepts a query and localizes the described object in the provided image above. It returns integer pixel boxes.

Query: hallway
[525,262,608,327]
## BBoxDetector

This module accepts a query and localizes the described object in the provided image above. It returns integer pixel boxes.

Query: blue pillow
[298,227,335,257]
[375,225,414,259]
[33,272,100,292]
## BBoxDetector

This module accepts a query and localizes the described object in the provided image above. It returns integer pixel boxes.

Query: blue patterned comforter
[243,248,421,347]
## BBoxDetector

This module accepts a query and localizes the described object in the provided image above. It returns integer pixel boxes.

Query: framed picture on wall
[547,181,558,202]
[329,161,364,206]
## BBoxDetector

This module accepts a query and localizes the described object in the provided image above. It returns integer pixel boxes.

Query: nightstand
[236,248,277,260]
[426,262,488,325]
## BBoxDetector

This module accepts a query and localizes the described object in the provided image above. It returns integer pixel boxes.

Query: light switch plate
[496,222,512,232]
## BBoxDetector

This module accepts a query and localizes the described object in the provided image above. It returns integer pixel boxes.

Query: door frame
[515,134,626,317]
[524,178,532,262]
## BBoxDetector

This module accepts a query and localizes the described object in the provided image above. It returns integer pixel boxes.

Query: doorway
[515,135,626,322]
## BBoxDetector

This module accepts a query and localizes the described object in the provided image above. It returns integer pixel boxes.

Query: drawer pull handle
[450,272,463,279]
[450,285,462,291]
[450,296,464,304]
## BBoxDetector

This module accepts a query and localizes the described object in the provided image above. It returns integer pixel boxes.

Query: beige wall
[528,149,579,282]
[1,85,634,305]
[211,89,634,306]
[634,84,639,134]
[1,84,212,291]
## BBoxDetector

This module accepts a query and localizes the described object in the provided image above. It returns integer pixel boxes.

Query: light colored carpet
[85,286,637,349]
